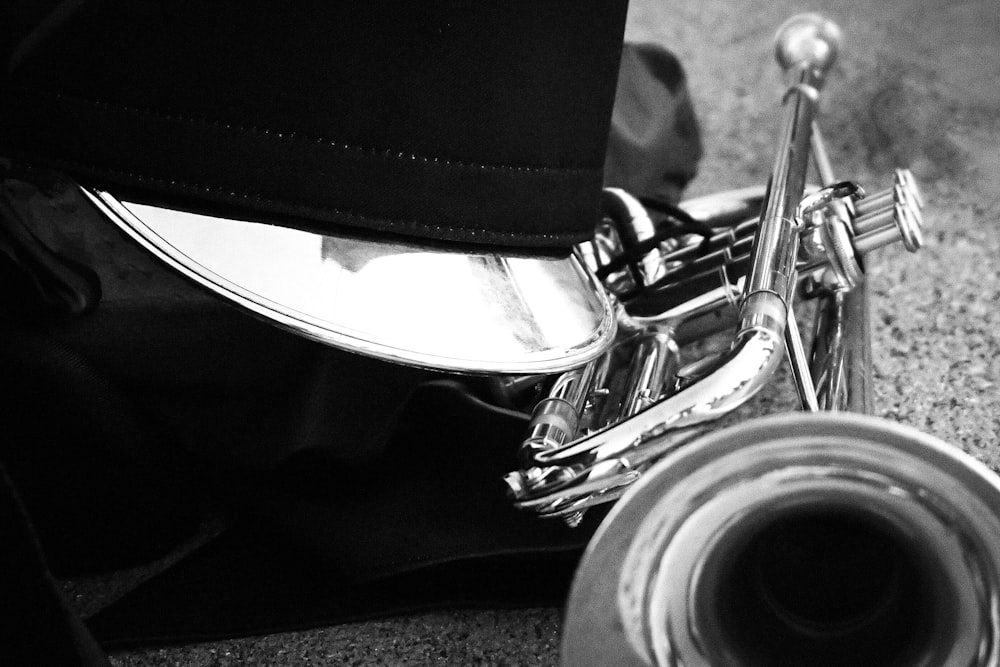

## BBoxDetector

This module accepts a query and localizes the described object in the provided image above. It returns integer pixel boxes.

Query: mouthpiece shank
[740,15,843,338]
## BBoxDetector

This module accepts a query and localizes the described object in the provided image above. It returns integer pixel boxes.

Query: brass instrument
[65,11,1000,665]
[500,14,1000,666]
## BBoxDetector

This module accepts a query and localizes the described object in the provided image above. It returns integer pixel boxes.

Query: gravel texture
[102,0,1000,664]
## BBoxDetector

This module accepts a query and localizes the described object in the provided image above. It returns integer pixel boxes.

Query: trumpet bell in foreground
[563,413,1000,666]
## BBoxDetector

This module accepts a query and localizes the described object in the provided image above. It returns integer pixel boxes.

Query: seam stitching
[61,159,578,241]
[20,87,592,177]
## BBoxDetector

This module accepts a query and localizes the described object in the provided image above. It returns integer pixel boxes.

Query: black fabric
[0,34,704,657]
[605,42,703,204]
[0,464,110,666]
[0,180,598,645]
[88,533,585,649]
[86,381,605,648]
[0,169,102,315]
[0,319,202,575]
[0,1,629,249]
[0,169,592,560]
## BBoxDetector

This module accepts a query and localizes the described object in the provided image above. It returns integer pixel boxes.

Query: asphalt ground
[92,0,1000,664]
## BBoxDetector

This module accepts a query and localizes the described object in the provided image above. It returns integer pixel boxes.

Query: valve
[851,168,923,254]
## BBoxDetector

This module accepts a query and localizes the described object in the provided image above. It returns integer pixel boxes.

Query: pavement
[97,0,1000,664]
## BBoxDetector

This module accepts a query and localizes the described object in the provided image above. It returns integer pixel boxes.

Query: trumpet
[499,14,1000,666]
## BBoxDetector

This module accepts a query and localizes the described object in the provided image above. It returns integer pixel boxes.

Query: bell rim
[82,186,617,374]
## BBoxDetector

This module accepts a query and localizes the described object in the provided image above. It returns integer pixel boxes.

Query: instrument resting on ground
[498,14,1000,667]
[61,12,1000,666]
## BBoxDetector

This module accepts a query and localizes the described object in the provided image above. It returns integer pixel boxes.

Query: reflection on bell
[563,414,1000,666]
[83,189,617,375]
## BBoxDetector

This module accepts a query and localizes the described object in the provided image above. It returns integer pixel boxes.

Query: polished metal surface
[784,302,820,411]
[551,13,999,667]
[812,289,874,412]
[505,317,785,518]
[774,14,843,73]
[744,12,840,309]
[505,14,933,523]
[506,14,865,519]
[851,168,924,254]
[82,189,616,374]
[505,165,926,514]
[807,127,873,412]
[563,414,1000,666]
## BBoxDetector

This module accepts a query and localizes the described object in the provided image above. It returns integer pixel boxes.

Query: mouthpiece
[775,14,842,74]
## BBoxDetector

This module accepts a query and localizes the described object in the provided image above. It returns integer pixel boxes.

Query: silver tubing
[811,288,874,412]
[844,286,874,413]
[507,15,847,518]
[506,326,785,517]
[810,122,836,186]
[618,332,680,420]
[808,122,874,413]
[742,65,825,315]
[519,361,600,463]
[785,303,820,411]
[735,18,838,409]
[534,326,784,468]
[740,15,841,341]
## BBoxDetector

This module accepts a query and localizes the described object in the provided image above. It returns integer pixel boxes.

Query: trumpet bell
[83,189,616,374]
[563,413,1000,666]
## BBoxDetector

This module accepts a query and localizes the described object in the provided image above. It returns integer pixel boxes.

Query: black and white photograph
[2,0,999,664]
